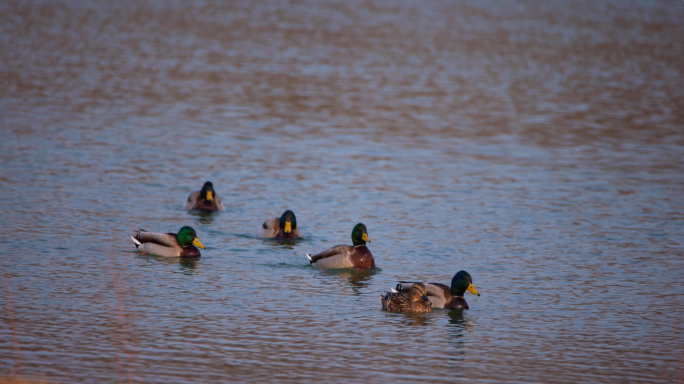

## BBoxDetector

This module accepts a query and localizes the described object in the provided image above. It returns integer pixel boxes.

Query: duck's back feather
[309,245,353,268]
[139,242,182,257]
[259,216,280,238]
[136,231,179,247]
[398,282,456,309]
[309,245,374,269]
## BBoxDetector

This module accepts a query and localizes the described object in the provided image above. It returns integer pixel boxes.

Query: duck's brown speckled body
[381,283,432,313]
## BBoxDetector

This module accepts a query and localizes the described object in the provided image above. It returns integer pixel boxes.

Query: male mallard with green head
[131,226,205,257]
[380,282,432,313]
[259,210,303,239]
[392,270,480,309]
[306,223,375,269]
[183,181,225,211]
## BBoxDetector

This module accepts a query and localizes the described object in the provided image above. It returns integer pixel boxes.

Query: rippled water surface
[2,0,684,383]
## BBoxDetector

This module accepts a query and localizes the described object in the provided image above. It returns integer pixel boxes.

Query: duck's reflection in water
[321,268,379,295]
[263,238,303,250]
[187,210,215,225]
[445,309,470,362]
[140,255,201,274]
[178,258,199,272]
[395,312,434,326]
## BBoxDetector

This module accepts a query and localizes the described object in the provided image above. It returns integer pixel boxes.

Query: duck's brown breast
[350,246,375,269]
[180,245,201,258]
[195,200,218,211]
[445,297,469,310]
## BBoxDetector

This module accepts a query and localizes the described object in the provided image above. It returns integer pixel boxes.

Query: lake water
[1,0,683,383]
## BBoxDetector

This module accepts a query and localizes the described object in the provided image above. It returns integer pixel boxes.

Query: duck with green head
[380,282,432,313]
[393,270,480,309]
[306,223,375,269]
[259,210,302,239]
[184,181,225,212]
[131,226,205,257]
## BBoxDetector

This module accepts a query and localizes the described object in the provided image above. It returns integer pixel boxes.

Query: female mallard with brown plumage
[392,270,480,310]
[306,223,375,269]
[131,226,205,258]
[259,210,303,240]
[380,282,432,313]
[183,181,225,211]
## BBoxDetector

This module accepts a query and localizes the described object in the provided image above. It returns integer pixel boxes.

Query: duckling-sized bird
[380,282,432,313]
[392,270,480,309]
[131,226,205,257]
[306,223,375,269]
[259,210,302,239]
[183,181,225,211]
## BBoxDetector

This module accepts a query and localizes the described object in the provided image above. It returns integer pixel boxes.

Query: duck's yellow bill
[284,221,292,234]
[206,191,213,201]
[192,238,205,249]
[467,283,480,297]
[362,233,371,243]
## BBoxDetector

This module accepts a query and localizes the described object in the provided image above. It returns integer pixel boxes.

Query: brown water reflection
[1,0,683,383]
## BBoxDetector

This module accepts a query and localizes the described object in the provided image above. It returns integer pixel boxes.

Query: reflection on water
[1,0,683,383]
[320,268,379,294]
[392,312,435,327]
[187,210,217,226]
[138,254,201,274]
[178,258,199,271]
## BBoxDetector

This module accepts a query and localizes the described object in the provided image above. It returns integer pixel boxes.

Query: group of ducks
[131,181,481,313]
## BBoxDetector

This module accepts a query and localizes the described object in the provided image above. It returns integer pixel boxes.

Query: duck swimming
[131,226,205,257]
[392,270,480,309]
[306,223,375,269]
[380,282,432,313]
[183,181,225,211]
[259,210,302,240]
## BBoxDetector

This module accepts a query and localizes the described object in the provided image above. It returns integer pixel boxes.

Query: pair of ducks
[380,271,480,313]
[131,181,480,313]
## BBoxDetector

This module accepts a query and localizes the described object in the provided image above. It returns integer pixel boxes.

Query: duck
[380,282,432,313]
[306,223,375,269]
[131,226,205,257]
[258,210,303,240]
[183,181,225,211]
[392,270,480,309]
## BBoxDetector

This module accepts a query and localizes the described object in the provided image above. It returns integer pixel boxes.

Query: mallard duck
[392,270,480,309]
[131,226,205,257]
[183,181,225,211]
[380,282,432,313]
[258,210,302,239]
[306,223,375,269]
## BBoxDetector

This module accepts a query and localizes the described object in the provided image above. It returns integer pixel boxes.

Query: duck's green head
[200,181,215,202]
[451,270,479,297]
[351,223,371,246]
[177,226,204,249]
[409,282,431,304]
[279,210,297,234]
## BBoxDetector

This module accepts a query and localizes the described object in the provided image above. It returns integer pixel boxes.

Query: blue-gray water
[1,0,683,383]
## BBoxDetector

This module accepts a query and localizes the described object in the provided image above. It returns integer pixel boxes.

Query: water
[1,0,683,383]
